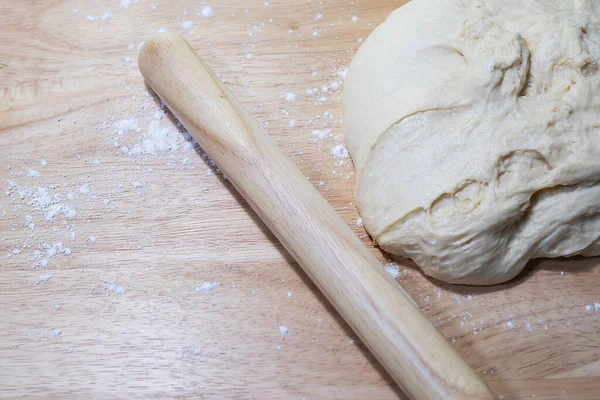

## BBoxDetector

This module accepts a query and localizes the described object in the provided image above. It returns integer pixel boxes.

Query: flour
[107,283,126,294]
[331,144,348,158]
[312,129,331,139]
[111,111,196,157]
[200,5,214,18]
[46,246,57,258]
[384,264,400,279]
[5,182,77,221]
[284,92,296,103]
[120,0,133,10]
[279,326,288,338]
[334,69,347,80]
[101,12,112,21]
[182,21,193,30]
[194,281,219,294]
[39,273,52,283]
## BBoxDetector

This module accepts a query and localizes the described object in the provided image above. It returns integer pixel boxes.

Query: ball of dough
[343,0,600,285]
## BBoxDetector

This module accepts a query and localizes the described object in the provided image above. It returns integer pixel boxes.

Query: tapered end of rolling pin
[138,33,496,400]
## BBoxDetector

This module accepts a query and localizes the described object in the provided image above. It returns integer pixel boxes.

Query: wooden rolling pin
[138,33,495,400]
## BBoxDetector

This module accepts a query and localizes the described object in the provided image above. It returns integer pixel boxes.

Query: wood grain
[1,1,599,399]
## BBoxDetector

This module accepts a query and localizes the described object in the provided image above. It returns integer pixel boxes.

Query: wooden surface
[1,1,599,399]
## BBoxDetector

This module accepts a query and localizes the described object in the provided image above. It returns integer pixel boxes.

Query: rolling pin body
[139,33,494,400]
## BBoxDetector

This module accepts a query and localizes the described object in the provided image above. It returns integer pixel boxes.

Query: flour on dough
[343,0,600,285]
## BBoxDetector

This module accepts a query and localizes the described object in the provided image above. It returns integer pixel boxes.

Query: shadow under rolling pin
[138,33,495,400]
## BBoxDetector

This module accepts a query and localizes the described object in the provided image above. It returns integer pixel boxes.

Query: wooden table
[1,1,599,398]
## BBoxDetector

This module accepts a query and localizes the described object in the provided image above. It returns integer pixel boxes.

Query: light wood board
[1,0,599,398]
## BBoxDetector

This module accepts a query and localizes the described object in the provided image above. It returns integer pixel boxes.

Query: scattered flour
[332,144,349,158]
[195,281,220,294]
[334,68,348,79]
[101,11,112,21]
[107,283,126,294]
[312,129,331,139]
[4,182,77,221]
[200,5,214,18]
[182,21,193,30]
[384,264,400,279]
[111,113,195,157]
[284,92,296,103]
[279,326,288,338]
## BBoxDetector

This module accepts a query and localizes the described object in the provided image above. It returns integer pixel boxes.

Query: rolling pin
[138,33,495,400]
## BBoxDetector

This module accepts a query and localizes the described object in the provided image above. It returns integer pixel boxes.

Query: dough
[343,0,600,285]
